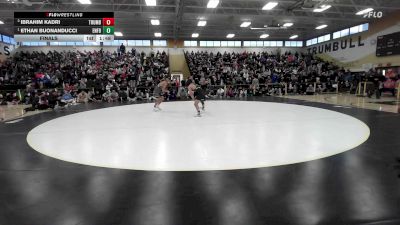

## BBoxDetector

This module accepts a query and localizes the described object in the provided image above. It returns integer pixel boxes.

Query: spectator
[102,90,112,102]
[48,90,60,108]
[110,90,119,102]
[38,92,50,110]
[217,87,225,98]
[120,43,126,54]
[10,93,21,105]
[0,94,6,105]
[306,85,315,95]
[77,90,89,103]
[61,90,75,105]
[88,90,102,102]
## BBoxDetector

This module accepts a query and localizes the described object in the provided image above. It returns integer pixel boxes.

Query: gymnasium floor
[1,97,400,225]
[0,104,49,122]
[282,94,400,113]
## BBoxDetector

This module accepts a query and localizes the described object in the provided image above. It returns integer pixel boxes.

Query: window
[153,40,167,46]
[132,40,141,46]
[351,24,366,36]
[350,25,359,35]
[191,41,198,47]
[84,42,100,46]
[360,23,369,32]
[317,35,330,44]
[221,41,228,47]
[333,31,341,39]
[296,41,303,47]
[24,42,47,46]
[184,40,197,47]
[227,41,235,47]
[243,41,251,47]
[306,23,369,46]
[235,41,241,47]
[2,35,10,44]
[108,40,126,46]
[206,41,214,47]
[49,42,65,46]
[257,41,263,47]
[262,41,284,47]
[112,40,121,46]
[120,40,127,46]
[311,38,318,45]
[340,28,349,37]
[154,40,162,46]
[349,23,369,35]
[49,42,66,46]
[66,42,75,46]
[75,42,84,46]
[324,34,330,42]
[143,40,151,46]
[213,41,220,47]
[200,41,206,47]
[285,41,302,47]
[250,41,257,47]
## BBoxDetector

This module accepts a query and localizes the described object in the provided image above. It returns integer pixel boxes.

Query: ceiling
[0,0,399,41]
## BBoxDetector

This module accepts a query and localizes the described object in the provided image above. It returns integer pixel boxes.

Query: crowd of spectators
[0,48,399,111]
[185,50,399,97]
[0,49,170,110]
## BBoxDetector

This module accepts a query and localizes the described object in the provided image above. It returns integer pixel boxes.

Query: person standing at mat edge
[153,78,170,111]
[194,85,206,117]
[187,78,196,100]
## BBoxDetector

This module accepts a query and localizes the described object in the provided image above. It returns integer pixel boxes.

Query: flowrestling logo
[363,11,383,19]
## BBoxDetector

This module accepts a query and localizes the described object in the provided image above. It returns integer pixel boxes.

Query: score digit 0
[103,26,114,34]
[102,18,115,26]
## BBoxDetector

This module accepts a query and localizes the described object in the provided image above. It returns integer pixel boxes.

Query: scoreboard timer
[14,12,115,42]
[376,31,400,57]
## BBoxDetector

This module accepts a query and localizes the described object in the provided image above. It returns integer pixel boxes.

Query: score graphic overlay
[14,12,115,42]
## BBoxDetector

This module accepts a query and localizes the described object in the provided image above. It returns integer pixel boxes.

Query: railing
[355,82,372,97]
[356,81,400,99]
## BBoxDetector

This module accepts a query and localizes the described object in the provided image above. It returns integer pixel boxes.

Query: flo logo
[363,11,383,18]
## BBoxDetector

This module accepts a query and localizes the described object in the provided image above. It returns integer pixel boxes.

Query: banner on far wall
[0,43,15,61]
[306,15,400,71]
